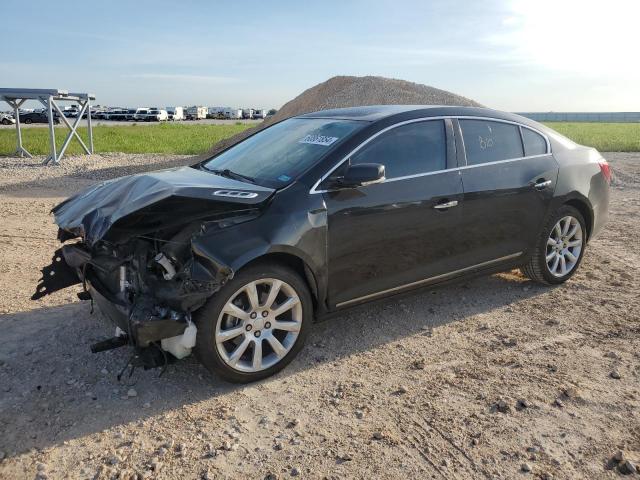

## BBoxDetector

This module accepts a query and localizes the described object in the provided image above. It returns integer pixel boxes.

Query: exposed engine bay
[32,165,276,371]
[35,224,233,371]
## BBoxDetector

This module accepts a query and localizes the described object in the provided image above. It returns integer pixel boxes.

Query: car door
[320,119,467,308]
[455,118,558,266]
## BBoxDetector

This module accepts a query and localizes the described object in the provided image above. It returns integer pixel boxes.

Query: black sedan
[36,106,610,382]
[19,111,60,124]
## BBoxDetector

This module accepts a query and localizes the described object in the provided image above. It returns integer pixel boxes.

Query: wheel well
[564,199,593,240]
[243,253,319,306]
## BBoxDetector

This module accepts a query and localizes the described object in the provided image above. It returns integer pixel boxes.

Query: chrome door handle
[434,200,459,210]
[533,179,552,190]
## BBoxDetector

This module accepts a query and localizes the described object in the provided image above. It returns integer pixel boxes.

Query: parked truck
[166,106,184,121]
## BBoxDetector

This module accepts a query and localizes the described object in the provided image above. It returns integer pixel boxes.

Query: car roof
[298,105,537,126]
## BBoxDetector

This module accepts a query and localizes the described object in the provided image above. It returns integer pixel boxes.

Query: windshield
[202,117,365,188]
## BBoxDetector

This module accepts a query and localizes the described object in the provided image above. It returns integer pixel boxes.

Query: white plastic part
[154,252,177,280]
[115,327,126,337]
[161,322,197,359]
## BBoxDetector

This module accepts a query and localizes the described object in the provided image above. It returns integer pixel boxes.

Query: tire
[521,205,587,285]
[194,261,312,383]
[24,119,32,124]
[1,119,10,125]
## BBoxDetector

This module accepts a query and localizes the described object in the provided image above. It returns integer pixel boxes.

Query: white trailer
[208,107,243,119]
[185,106,207,120]
[166,106,184,121]
[253,109,267,119]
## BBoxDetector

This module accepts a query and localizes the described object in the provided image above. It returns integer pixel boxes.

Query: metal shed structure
[0,88,96,164]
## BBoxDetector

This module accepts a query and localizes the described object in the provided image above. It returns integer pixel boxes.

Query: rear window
[460,120,524,165]
[522,128,547,156]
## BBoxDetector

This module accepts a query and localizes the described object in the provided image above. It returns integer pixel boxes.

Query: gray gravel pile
[201,75,482,158]
[273,75,482,119]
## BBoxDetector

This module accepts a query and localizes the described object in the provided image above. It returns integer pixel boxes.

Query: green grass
[542,122,640,152]
[2,121,638,156]
[0,122,254,156]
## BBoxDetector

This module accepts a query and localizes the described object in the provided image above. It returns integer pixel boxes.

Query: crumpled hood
[53,166,275,246]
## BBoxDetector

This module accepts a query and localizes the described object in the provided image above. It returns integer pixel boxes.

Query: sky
[1,0,639,112]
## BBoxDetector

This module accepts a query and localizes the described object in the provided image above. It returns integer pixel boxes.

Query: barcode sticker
[299,134,339,146]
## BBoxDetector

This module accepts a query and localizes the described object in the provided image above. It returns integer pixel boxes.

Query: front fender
[190,184,329,307]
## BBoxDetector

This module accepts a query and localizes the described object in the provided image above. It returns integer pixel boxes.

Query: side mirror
[335,163,386,188]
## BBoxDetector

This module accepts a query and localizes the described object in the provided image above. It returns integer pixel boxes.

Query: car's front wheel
[521,205,587,284]
[194,261,312,383]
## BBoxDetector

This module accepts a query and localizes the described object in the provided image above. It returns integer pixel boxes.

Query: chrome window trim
[335,251,523,308]
[309,115,551,194]
[456,153,551,170]
[370,167,457,184]
[519,124,550,158]
[310,116,448,194]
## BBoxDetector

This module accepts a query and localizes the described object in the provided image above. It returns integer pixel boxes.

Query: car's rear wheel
[24,119,32,124]
[194,261,312,383]
[521,205,587,284]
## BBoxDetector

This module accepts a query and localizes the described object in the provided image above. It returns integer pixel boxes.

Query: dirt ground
[0,152,638,480]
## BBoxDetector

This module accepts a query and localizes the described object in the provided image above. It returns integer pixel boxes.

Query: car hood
[53,166,275,246]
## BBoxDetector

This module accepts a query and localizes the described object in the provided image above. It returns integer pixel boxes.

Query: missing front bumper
[86,278,188,347]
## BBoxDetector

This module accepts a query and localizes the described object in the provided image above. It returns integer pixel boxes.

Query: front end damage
[32,166,274,370]
[62,232,229,358]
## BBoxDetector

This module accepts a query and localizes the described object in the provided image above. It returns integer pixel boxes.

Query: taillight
[599,160,611,184]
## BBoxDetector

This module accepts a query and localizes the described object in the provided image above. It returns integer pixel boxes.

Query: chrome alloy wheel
[546,215,583,277]
[215,278,303,372]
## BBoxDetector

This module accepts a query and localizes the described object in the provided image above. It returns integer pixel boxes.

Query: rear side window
[522,127,547,156]
[460,120,524,165]
[350,120,446,179]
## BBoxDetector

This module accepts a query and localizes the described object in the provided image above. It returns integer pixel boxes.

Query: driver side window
[350,120,447,179]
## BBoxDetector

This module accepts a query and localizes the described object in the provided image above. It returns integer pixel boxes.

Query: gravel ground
[0,152,638,480]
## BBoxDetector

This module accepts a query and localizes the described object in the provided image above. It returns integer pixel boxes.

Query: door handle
[434,200,459,210]
[533,179,552,190]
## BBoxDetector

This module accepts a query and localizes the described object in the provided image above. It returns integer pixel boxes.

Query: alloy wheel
[545,215,583,277]
[215,278,303,372]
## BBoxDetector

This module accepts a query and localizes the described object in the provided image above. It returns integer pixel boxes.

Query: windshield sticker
[277,174,291,182]
[299,134,339,146]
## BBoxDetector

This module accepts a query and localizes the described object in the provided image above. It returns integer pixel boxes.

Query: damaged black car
[34,106,609,382]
